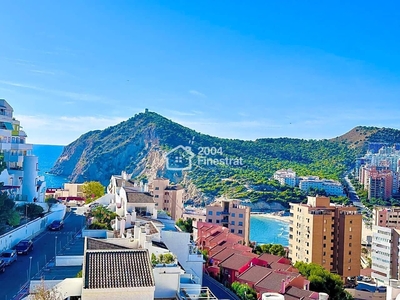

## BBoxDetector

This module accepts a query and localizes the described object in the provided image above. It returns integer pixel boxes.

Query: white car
[363,276,372,282]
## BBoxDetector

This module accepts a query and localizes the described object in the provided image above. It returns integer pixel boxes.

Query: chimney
[134,221,141,238]
[145,223,150,235]
[280,279,286,294]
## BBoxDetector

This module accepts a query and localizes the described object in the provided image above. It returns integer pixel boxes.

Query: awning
[4,122,13,130]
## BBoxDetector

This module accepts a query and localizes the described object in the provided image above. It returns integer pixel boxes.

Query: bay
[31,145,289,245]
[250,215,289,246]
[32,144,68,188]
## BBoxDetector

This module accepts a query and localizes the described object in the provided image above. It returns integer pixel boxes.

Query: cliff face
[51,112,165,185]
[51,111,400,205]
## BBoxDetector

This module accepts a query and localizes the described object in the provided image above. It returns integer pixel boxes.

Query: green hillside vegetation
[51,111,400,204]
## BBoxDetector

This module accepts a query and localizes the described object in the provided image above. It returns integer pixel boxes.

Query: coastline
[251,212,290,223]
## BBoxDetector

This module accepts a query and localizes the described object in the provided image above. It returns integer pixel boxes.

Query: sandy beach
[251,212,291,223]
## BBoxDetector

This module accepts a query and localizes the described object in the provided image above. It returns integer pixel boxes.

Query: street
[0,211,85,300]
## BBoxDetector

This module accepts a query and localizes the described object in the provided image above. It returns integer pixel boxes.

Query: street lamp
[55,236,57,257]
[28,256,32,281]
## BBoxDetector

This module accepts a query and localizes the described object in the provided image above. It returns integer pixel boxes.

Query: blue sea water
[31,144,289,245]
[250,215,289,246]
[32,144,69,188]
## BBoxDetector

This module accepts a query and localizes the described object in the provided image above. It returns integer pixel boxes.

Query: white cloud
[30,69,56,75]
[0,80,104,103]
[189,90,207,98]
[14,114,127,145]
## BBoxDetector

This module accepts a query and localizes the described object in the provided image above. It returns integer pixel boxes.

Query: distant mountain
[330,126,400,151]
[50,111,400,203]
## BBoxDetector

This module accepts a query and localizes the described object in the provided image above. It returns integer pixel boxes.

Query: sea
[32,144,289,246]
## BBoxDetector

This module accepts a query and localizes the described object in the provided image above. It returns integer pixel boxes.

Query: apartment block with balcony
[273,169,298,187]
[206,198,250,245]
[0,99,46,203]
[151,178,184,221]
[289,196,362,279]
[373,207,400,228]
[370,206,400,285]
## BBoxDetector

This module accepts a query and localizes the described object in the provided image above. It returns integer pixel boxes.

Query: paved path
[0,211,85,300]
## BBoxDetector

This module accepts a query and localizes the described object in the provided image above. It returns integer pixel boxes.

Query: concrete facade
[151,178,184,221]
[206,198,251,245]
[289,196,362,278]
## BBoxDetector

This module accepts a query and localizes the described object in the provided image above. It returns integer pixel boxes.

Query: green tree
[7,210,20,226]
[87,206,118,230]
[0,192,18,231]
[16,203,44,220]
[231,282,257,300]
[294,261,353,300]
[176,218,193,233]
[82,181,105,203]
[254,243,286,256]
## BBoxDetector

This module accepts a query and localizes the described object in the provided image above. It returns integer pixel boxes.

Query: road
[202,274,240,300]
[0,211,85,300]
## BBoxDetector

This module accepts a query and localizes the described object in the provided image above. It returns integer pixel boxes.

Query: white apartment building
[273,169,298,187]
[371,226,400,285]
[299,178,345,196]
[0,99,46,203]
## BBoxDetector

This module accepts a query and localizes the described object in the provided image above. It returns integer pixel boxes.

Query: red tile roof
[237,265,272,283]
[219,253,254,271]
[258,253,285,265]
[255,271,297,292]
[270,262,294,272]
[285,286,314,299]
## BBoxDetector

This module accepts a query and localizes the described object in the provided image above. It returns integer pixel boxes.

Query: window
[155,195,159,198]
[231,221,235,225]
[350,220,353,224]
[238,230,243,234]
[349,251,352,255]
[216,211,221,216]
[239,214,244,218]
[231,229,235,233]
[216,220,220,223]
[208,211,213,215]
[208,219,212,222]
[323,236,326,240]
[155,187,159,190]
[323,244,326,248]
[349,243,352,247]
[349,235,352,240]
[231,213,235,217]
[238,222,243,226]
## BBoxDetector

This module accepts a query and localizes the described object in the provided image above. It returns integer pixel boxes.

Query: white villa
[25,213,209,299]
[0,99,46,203]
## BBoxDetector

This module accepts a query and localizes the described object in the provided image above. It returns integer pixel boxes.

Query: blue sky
[1,1,400,145]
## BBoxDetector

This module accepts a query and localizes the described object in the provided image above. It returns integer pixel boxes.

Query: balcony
[221,217,229,224]
[178,287,218,300]
[11,143,33,151]
[0,142,11,151]
[220,210,230,215]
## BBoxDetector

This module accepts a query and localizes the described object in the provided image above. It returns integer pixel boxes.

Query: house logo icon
[165,145,195,171]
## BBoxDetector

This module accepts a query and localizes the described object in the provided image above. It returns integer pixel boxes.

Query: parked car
[48,220,64,231]
[1,249,17,265]
[363,276,372,282]
[0,260,5,273]
[15,240,33,255]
